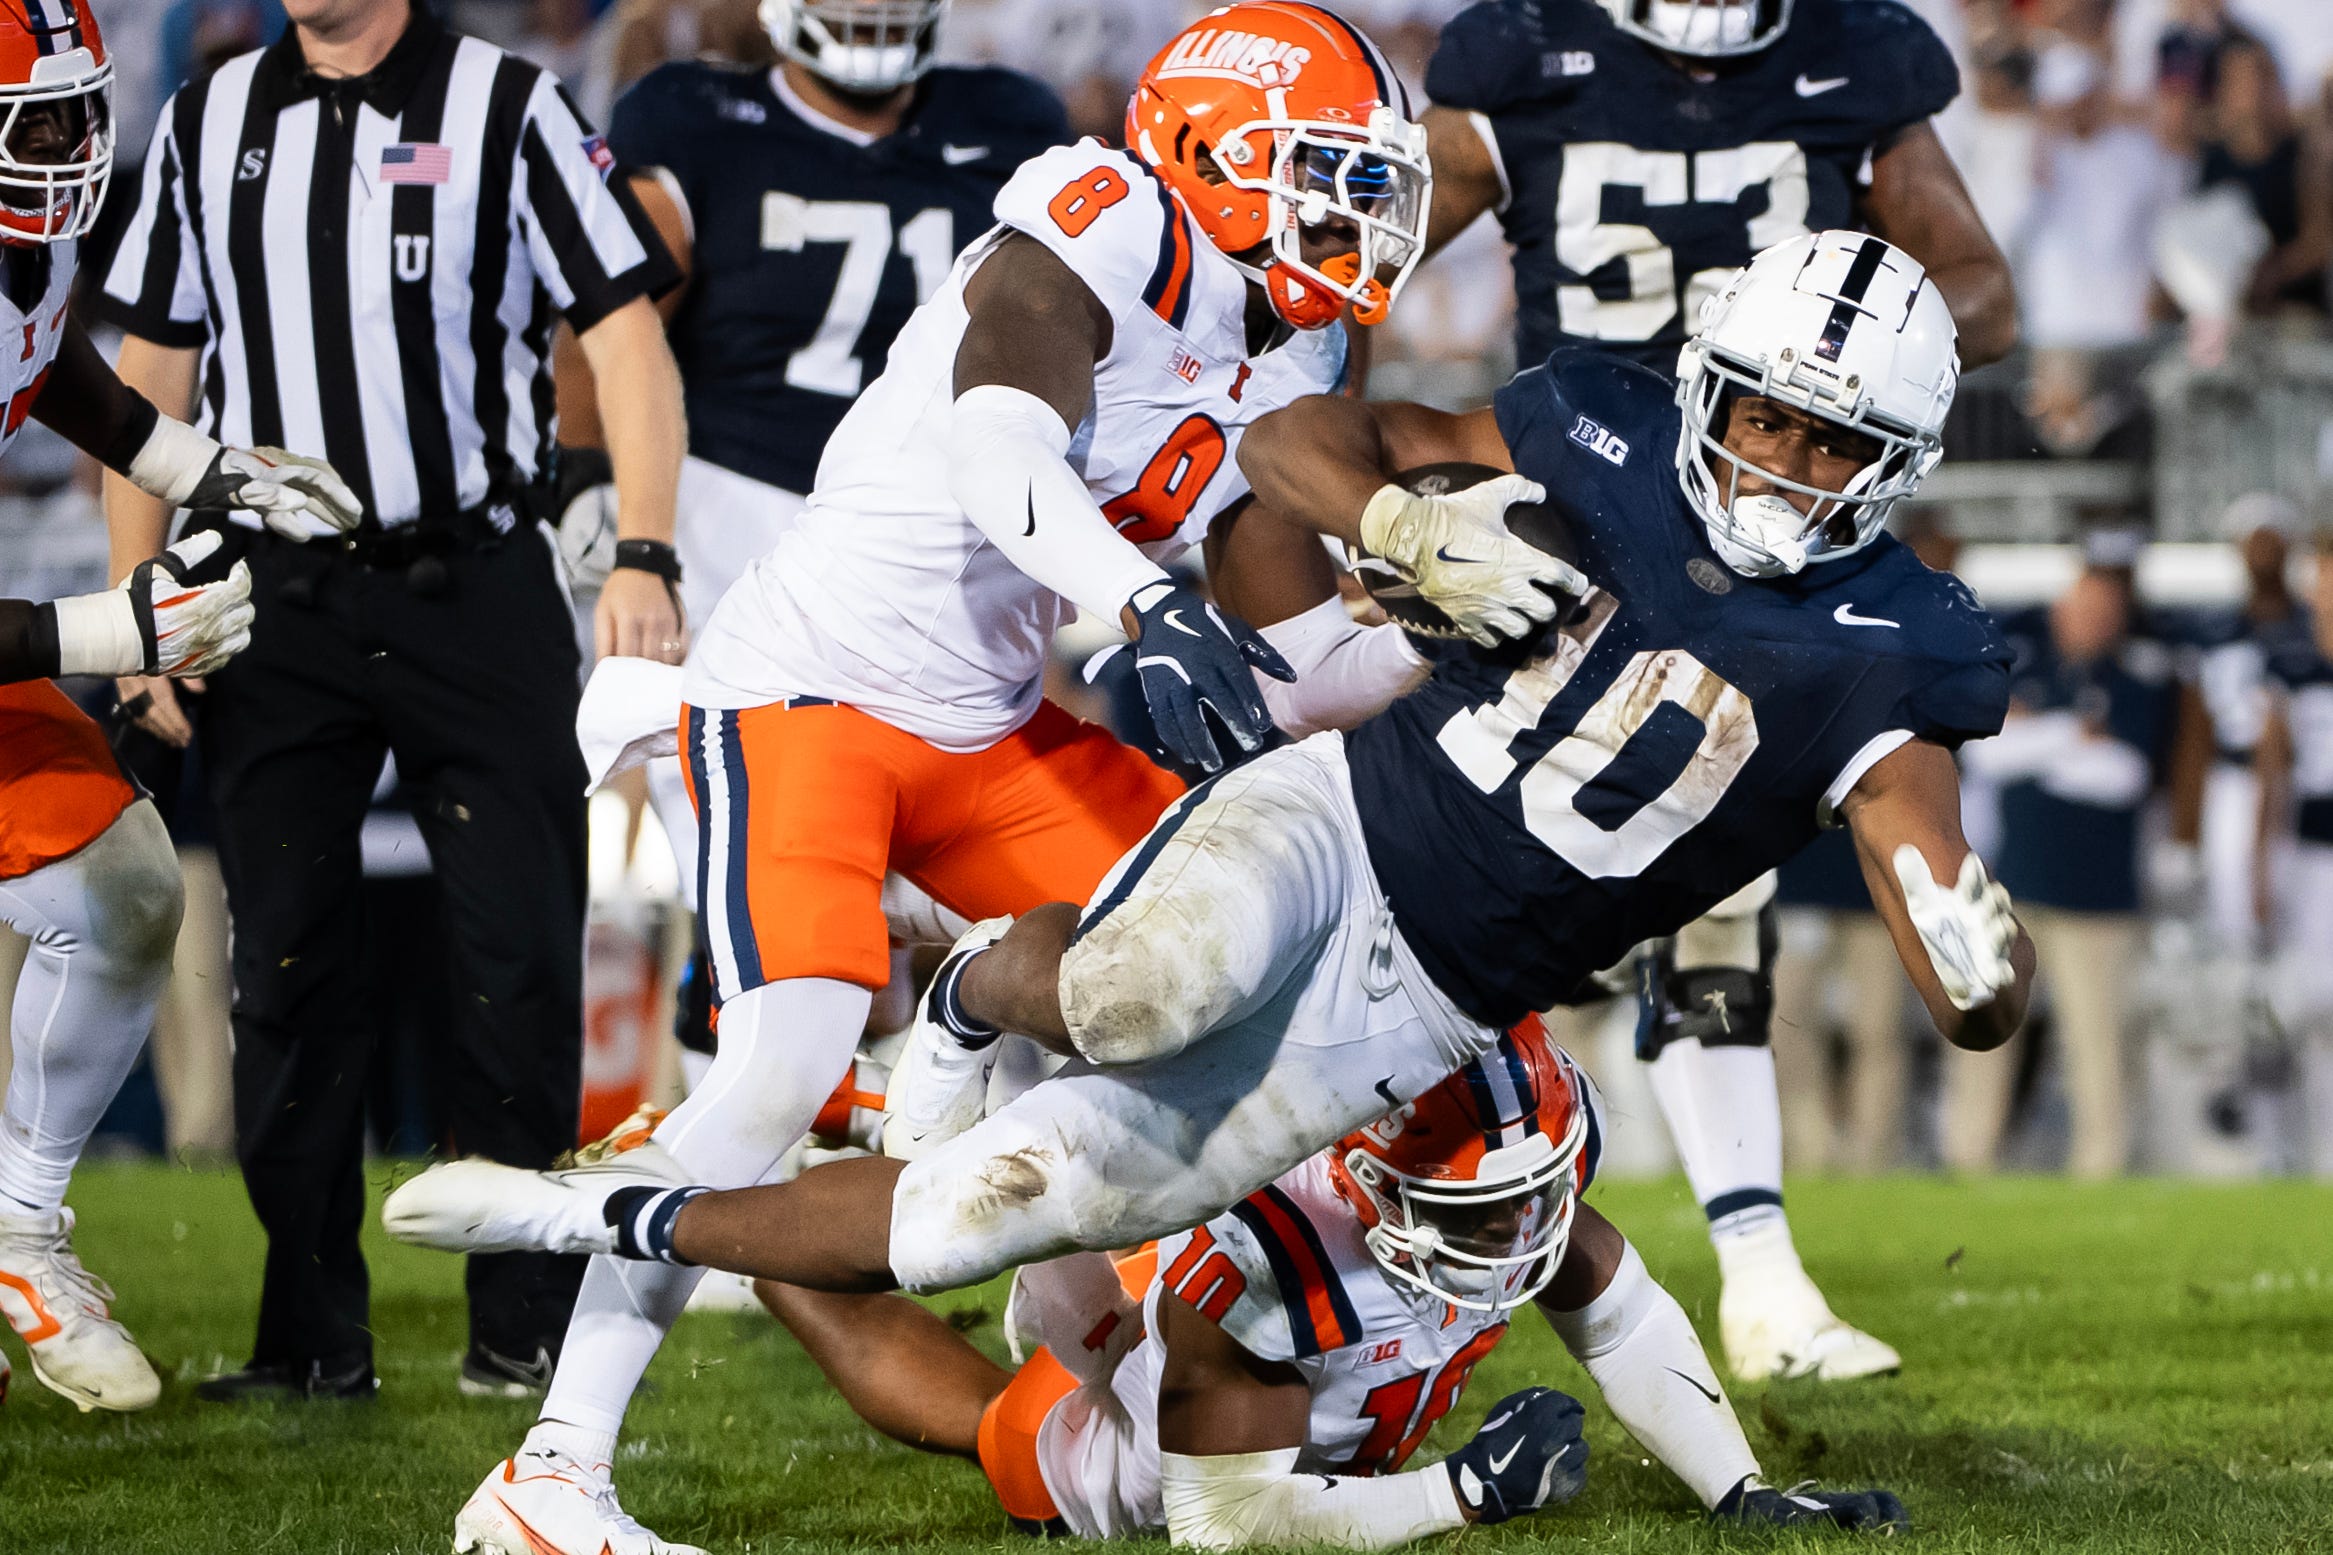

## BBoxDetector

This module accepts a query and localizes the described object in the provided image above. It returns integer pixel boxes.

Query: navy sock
[602,1184,708,1265]
[931,950,1001,1051]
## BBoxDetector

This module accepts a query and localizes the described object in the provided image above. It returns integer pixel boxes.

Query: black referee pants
[193,520,588,1370]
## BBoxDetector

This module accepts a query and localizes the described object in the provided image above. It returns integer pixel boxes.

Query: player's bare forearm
[578,296,684,546]
[31,316,162,477]
[103,334,200,582]
[1420,106,1503,259]
[1239,397,1507,547]
[1841,737,2033,1049]
[1155,1288,1313,1458]
[1863,123,2017,368]
[1204,496,1343,629]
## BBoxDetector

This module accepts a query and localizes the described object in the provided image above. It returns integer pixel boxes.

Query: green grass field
[4,1164,2330,1555]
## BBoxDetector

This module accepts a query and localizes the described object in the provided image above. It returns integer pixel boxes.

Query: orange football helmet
[1330,1015,1593,1313]
[1125,2,1430,331]
[0,0,110,244]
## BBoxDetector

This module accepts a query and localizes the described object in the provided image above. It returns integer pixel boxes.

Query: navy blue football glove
[1125,580,1294,774]
[1716,1478,1910,1535]
[1442,1387,1589,1525]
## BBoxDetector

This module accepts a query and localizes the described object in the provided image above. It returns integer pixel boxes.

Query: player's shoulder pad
[919,64,1073,159]
[1165,1178,1369,1364]
[608,59,751,166]
[1861,542,2011,670]
[1789,0,1960,129]
[1426,0,1577,114]
[1494,347,1678,478]
[1852,541,2013,744]
[990,141,1194,325]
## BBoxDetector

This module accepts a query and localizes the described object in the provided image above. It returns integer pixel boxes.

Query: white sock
[1544,1240,1760,1509]
[0,805,178,1214]
[1645,1041,1790,1247]
[524,1419,618,1472]
[537,976,870,1437]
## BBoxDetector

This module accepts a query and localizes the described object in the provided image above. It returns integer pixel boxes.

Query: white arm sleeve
[1159,1448,1465,1552]
[1254,597,1430,739]
[948,383,1169,627]
[1541,1241,1760,1509]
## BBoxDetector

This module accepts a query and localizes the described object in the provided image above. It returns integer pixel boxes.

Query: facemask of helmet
[1201,107,1430,331]
[1336,1105,1585,1314]
[1598,0,1793,59]
[759,0,947,94]
[0,49,110,244]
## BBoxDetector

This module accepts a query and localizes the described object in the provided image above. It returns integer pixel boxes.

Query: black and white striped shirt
[98,9,676,529]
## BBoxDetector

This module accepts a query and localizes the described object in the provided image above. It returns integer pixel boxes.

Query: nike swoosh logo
[1434,545,1481,565]
[1667,1366,1723,1404]
[941,144,990,164]
[1023,489,1036,538]
[1795,74,1848,96]
[1374,1077,1399,1107]
[1834,603,1899,629]
[1162,608,1202,638]
[1488,1440,1525,1474]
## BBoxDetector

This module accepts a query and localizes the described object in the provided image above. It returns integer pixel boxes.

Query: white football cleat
[383,1142,695,1257]
[456,1445,707,1555]
[1720,1271,1901,1383]
[883,916,1014,1162]
[0,1207,161,1412]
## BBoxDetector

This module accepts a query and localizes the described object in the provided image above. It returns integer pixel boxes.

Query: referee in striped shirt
[99,0,686,1401]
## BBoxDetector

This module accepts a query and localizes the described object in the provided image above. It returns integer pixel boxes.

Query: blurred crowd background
[4,0,2332,1185]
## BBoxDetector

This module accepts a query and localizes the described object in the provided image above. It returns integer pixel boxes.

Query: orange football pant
[680,698,1183,997]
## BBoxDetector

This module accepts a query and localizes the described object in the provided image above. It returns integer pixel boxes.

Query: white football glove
[1358,474,1586,648]
[127,415,363,542]
[50,530,254,678]
[1892,846,2018,1011]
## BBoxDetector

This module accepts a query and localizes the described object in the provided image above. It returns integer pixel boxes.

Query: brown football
[1348,462,1583,640]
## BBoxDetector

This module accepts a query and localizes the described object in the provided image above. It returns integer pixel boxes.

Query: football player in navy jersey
[383,238,2038,1482]
[1420,0,2014,371]
[558,0,1069,996]
[1415,0,2017,1382]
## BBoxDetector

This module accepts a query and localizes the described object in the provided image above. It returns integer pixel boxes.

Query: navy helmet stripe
[1814,236,1887,363]
[1502,1039,1542,1137]
[1293,4,1403,115]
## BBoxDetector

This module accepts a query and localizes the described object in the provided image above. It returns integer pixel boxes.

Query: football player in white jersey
[0,0,357,1411]
[765,1018,1905,1547]
[444,7,1569,1553]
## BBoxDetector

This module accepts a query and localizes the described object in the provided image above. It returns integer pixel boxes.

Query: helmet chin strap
[1712,492,1815,577]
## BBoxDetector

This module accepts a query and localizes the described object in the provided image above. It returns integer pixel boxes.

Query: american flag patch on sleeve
[582,134,614,179]
[380,143,452,185]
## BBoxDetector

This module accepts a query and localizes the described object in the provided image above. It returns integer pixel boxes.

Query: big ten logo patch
[1568,414,1629,466]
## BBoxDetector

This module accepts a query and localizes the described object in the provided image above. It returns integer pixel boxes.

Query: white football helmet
[759,0,948,94]
[1597,0,1792,58]
[1675,230,1957,578]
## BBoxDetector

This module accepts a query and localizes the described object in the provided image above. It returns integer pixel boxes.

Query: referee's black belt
[332,499,530,568]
